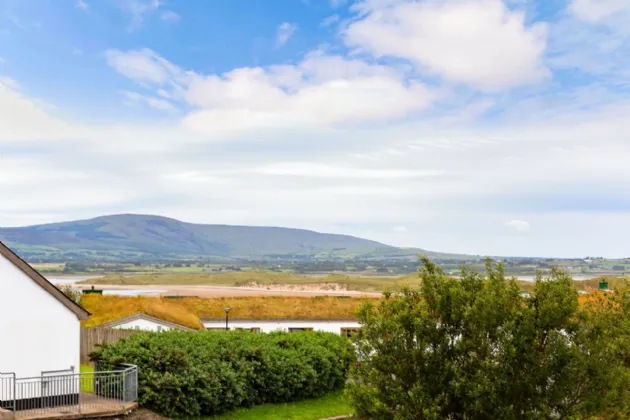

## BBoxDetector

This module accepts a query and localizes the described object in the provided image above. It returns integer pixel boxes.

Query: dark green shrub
[92,330,355,418]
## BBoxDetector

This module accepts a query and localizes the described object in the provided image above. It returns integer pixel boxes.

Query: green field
[79,270,419,292]
[199,391,351,420]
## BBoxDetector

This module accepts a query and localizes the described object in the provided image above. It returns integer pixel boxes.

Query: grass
[80,364,94,393]
[81,295,205,329]
[200,390,352,420]
[80,295,373,328]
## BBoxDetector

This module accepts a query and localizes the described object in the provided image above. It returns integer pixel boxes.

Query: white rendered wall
[0,253,80,387]
[202,319,361,334]
[113,318,174,332]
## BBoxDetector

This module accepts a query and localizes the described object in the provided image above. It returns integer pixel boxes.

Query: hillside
[0,214,407,261]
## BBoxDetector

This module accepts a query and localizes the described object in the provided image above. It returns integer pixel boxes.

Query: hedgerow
[92,330,355,418]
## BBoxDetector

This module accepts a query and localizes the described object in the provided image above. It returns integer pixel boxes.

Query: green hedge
[92,330,355,418]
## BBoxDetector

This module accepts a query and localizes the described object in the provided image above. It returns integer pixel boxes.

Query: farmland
[78,271,419,293]
[74,269,627,297]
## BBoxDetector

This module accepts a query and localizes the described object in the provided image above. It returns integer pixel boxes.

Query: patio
[1,364,138,420]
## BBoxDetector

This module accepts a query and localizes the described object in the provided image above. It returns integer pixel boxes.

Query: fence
[80,327,140,364]
[0,364,137,418]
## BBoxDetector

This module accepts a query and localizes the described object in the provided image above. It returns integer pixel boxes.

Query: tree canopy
[347,257,630,419]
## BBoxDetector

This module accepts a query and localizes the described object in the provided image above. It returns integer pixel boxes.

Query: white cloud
[0,76,18,89]
[344,0,549,91]
[0,81,80,142]
[505,220,531,233]
[182,71,431,135]
[393,226,408,233]
[160,10,180,22]
[276,22,297,47]
[105,48,187,86]
[76,0,89,12]
[251,163,442,179]
[156,88,171,98]
[5,12,24,29]
[329,0,346,8]
[321,14,340,27]
[121,90,174,110]
[106,49,432,136]
[548,0,630,85]
[570,0,630,23]
[117,0,162,31]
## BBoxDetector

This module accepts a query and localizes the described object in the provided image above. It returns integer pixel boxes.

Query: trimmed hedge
[92,330,355,418]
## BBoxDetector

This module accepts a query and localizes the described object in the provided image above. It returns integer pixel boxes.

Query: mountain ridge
[0,214,430,261]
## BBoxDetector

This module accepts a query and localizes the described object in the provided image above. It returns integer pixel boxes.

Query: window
[341,327,360,338]
[157,326,162,332]
[251,327,261,333]
[206,327,226,331]
[134,326,140,330]
[289,327,314,333]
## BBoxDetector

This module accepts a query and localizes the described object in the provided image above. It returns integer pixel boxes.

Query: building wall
[202,319,361,334]
[113,318,174,332]
[0,253,81,380]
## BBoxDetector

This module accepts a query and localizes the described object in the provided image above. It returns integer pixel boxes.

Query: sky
[1,0,630,258]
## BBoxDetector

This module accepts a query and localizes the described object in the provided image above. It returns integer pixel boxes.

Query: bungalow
[98,313,196,332]
[0,240,89,411]
[201,318,361,336]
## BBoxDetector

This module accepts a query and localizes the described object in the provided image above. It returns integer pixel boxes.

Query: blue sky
[1,0,630,257]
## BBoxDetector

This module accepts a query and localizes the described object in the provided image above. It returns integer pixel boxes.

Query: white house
[98,313,195,332]
[0,241,89,410]
[201,318,361,336]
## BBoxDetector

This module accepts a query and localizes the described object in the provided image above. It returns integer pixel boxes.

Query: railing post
[77,375,81,414]
[122,370,127,405]
[40,374,43,413]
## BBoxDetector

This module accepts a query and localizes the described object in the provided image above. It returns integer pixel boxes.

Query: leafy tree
[347,257,630,419]
[57,284,82,303]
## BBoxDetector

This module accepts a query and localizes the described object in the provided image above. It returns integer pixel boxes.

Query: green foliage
[57,284,82,303]
[347,256,630,419]
[92,330,355,418]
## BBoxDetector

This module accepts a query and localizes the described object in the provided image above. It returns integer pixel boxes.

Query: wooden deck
[3,393,137,420]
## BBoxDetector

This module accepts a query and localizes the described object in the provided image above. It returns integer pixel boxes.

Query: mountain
[0,214,406,261]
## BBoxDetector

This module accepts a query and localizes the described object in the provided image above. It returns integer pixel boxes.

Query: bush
[347,257,630,419]
[92,330,355,418]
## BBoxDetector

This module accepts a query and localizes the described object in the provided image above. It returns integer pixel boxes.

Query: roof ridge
[96,311,197,331]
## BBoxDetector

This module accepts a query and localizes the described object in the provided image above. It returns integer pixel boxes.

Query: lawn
[202,391,352,420]
[80,364,94,393]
